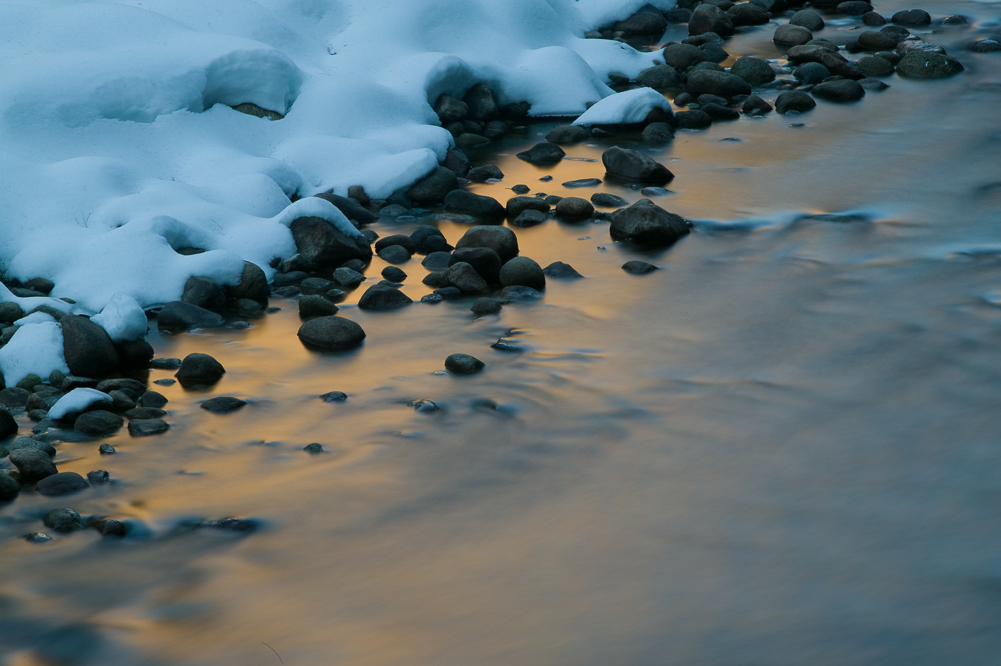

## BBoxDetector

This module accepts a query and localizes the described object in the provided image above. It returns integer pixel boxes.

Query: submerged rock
[516,142,565,165]
[128,418,170,436]
[176,353,226,386]
[622,261,659,275]
[201,397,247,414]
[43,508,84,532]
[36,472,88,496]
[9,447,57,482]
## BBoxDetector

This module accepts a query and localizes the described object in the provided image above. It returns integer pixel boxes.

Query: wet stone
[498,286,543,302]
[675,110,713,129]
[43,508,84,532]
[471,298,502,315]
[87,470,110,485]
[591,192,629,208]
[445,354,485,375]
[775,91,817,114]
[516,142,566,165]
[332,267,365,288]
[467,165,504,183]
[543,261,584,279]
[92,519,127,537]
[75,410,124,436]
[0,472,20,501]
[304,443,324,454]
[176,353,226,386]
[513,209,547,227]
[139,390,168,408]
[500,257,546,291]
[563,178,602,188]
[128,419,170,437]
[555,197,594,220]
[382,266,407,283]
[433,287,464,301]
[299,294,339,319]
[99,443,116,455]
[297,316,367,351]
[36,471,89,496]
[126,407,167,420]
[622,260,659,274]
[320,391,348,403]
[358,285,413,310]
[201,397,247,414]
[422,252,453,271]
[812,79,865,102]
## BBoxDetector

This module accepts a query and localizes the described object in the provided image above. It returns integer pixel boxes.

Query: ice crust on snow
[0,0,675,373]
[572,88,674,126]
[0,322,70,387]
[48,388,115,421]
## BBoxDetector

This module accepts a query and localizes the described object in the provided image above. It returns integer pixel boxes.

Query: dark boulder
[662,44,710,71]
[608,200,691,247]
[463,83,500,121]
[773,24,813,47]
[614,4,668,35]
[499,257,546,291]
[290,216,372,266]
[506,196,550,220]
[896,51,964,78]
[602,146,674,185]
[636,64,682,90]
[730,56,776,86]
[686,70,752,99]
[226,261,269,304]
[434,94,468,123]
[445,354,485,375]
[555,197,594,220]
[128,418,170,436]
[0,408,16,439]
[543,262,584,279]
[36,472,88,496]
[358,286,413,310]
[313,192,378,224]
[9,447,58,482]
[892,9,931,26]
[74,410,124,436]
[455,226,519,262]
[182,276,226,312]
[775,91,816,114]
[812,79,866,102]
[407,166,459,204]
[297,316,366,351]
[157,301,224,330]
[175,353,226,386]
[446,262,490,295]
[443,190,505,219]
[516,142,565,165]
[61,315,119,378]
[545,125,590,145]
[689,4,734,37]
[449,247,502,285]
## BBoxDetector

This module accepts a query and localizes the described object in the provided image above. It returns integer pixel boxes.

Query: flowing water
[3,1,1001,664]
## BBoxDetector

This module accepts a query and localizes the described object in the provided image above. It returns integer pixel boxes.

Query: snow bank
[48,388,114,421]
[0,322,69,387]
[0,0,674,372]
[572,88,674,126]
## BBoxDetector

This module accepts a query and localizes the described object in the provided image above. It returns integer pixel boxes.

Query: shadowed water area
[3,0,1001,664]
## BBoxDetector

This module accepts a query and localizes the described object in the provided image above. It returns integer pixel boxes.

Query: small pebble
[444,353,485,375]
[154,378,176,386]
[99,443,116,455]
[622,261,659,275]
[511,184,530,194]
[408,400,441,413]
[320,391,348,403]
[87,470,110,485]
[303,443,324,454]
[24,532,52,543]
[149,358,182,370]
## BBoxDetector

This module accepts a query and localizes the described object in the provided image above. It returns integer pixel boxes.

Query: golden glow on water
[4,4,1001,664]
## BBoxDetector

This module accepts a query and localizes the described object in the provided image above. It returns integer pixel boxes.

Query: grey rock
[446,262,490,295]
[790,9,824,31]
[0,302,25,324]
[622,260,659,274]
[407,166,459,204]
[775,90,817,114]
[563,178,602,188]
[36,471,88,496]
[591,192,629,208]
[12,437,55,456]
[812,79,866,102]
[795,62,832,84]
[10,447,57,482]
[125,407,166,420]
[320,391,348,403]
[555,197,595,219]
[290,216,372,266]
[742,94,774,115]
[516,142,565,165]
[75,410,124,436]
[463,83,500,121]
[891,9,931,26]
[422,252,453,271]
[471,297,502,315]
[97,378,146,395]
[642,122,675,144]
[636,64,682,90]
[689,4,734,37]
[443,147,471,178]
[377,245,412,264]
[332,267,365,288]
[543,261,584,279]
[139,390,168,408]
[662,44,710,71]
[498,286,542,302]
[972,39,1001,54]
[449,247,502,284]
[313,192,378,224]
[87,469,110,484]
[730,56,776,86]
[44,508,84,532]
[856,56,894,78]
[455,133,490,151]
[727,3,770,26]
[602,146,673,185]
[433,287,464,301]
[182,276,226,312]
[506,196,550,219]
[858,30,901,51]
[92,518,127,537]
[675,110,713,129]
[410,226,449,254]
[358,286,413,310]
[128,418,170,436]
[434,94,468,123]
[445,354,485,375]
[0,388,29,408]
[545,124,590,144]
[299,295,339,319]
[157,301,224,330]
[201,397,247,414]
[0,472,20,501]
[499,257,546,291]
[304,442,324,454]
[863,11,886,26]
[99,443,116,454]
[175,353,226,385]
[896,51,964,78]
[61,315,119,377]
[467,165,504,182]
[774,24,813,47]
[382,266,407,282]
[614,4,668,35]
[444,190,505,219]
[686,70,752,99]
[513,210,545,227]
[455,226,519,262]
[837,1,872,15]
[609,200,691,247]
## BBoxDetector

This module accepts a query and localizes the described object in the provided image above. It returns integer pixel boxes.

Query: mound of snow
[48,388,114,420]
[92,292,148,343]
[0,322,69,387]
[572,88,674,126]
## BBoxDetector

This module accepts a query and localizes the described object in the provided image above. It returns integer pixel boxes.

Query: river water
[3,1,1001,664]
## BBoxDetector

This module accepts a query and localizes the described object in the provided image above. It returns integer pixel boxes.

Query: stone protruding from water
[297,316,366,351]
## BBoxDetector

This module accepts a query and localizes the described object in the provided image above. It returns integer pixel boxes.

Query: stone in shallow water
[320,391,348,403]
[303,443,324,454]
[445,354,485,375]
[36,472,89,496]
[176,353,226,386]
[622,261,659,275]
[297,316,366,351]
[43,508,84,532]
[563,178,602,188]
[543,261,584,279]
[201,397,247,414]
[75,410,124,436]
[128,418,170,437]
